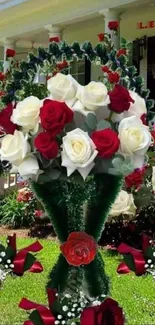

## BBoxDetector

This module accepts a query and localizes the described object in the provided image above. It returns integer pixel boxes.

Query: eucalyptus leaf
[86,113,97,130]
[97,120,111,131]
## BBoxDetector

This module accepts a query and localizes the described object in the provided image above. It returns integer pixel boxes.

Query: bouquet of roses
[0,72,152,183]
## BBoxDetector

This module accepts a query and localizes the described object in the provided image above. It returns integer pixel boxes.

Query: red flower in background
[98,33,105,42]
[49,37,60,43]
[101,66,110,73]
[108,72,120,84]
[17,188,33,202]
[108,85,134,113]
[125,168,146,189]
[80,298,124,325]
[0,103,17,134]
[56,60,68,70]
[40,99,73,137]
[6,48,16,58]
[91,129,120,159]
[34,132,59,160]
[60,232,97,266]
[117,49,127,57]
[108,21,119,31]
[0,72,5,81]
[34,210,44,218]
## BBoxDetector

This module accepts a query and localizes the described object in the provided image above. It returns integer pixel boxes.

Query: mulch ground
[0,223,56,240]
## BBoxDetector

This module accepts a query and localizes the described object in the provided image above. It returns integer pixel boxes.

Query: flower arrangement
[0,234,43,288]
[0,35,155,324]
[0,73,152,183]
[19,288,125,325]
[117,233,155,279]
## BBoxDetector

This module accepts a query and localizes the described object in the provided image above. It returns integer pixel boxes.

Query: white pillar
[1,38,15,73]
[99,10,120,49]
[44,25,62,42]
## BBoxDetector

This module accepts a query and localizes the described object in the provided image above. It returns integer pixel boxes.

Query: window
[69,58,91,85]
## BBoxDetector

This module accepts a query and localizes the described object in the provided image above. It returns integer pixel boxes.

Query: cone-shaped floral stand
[32,173,122,299]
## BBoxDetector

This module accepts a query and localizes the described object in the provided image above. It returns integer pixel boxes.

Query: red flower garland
[108,21,119,31]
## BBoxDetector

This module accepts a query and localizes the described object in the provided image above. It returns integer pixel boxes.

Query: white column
[44,25,62,42]
[99,10,120,49]
[1,38,15,73]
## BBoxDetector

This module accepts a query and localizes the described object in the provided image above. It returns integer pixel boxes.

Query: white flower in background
[17,155,41,181]
[47,73,78,107]
[61,128,98,180]
[125,91,147,119]
[73,81,110,116]
[11,96,41,133]
[0,130,30,166]
[152,166,155,192]
[118,116,152,169]
[112,91,147,123]
[109,190,136,217]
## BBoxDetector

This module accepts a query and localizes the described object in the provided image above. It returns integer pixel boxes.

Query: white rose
[118,116,152,168]
[152,166,155,191]
[112,92,147,123]
[73,81,110,116]
[18,155,41,181]
[125,91,147,119]
[47,73,78,107]
[61,128,98,180]
[11,96,41,133]
[109,190,136,217]
[0,130,30,166]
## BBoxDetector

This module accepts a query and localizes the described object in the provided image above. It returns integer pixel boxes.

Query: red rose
[91,129,120,159]
[108,21,119,31]
[98,33,105,42]
[125,168,146,189]
[0,103,17,134]
[102,66,110,73]
[6,48,16,57]
[40,99,73,137]
[117,49,127,57]
[108,72,120,84]
[141,113,147,125]
[60,232,97,266]
[49,37,60,43]
[34,132,59,160]
[80,297,124,325]
[0,72,5,81]
[108,85,134,113]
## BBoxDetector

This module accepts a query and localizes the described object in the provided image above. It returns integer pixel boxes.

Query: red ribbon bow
[19,289,57,325]
[8,234,43,275]
[117,234,151,275]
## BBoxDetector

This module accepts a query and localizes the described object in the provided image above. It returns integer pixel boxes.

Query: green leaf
[30,310,44,325]
[123,254,135,272]
[97,120,111,131]
[86,113,97,130]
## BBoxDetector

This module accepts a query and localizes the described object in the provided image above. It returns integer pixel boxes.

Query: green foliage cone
[32,174,122,298]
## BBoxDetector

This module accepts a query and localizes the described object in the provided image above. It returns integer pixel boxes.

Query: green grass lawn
[0,236,155,325]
